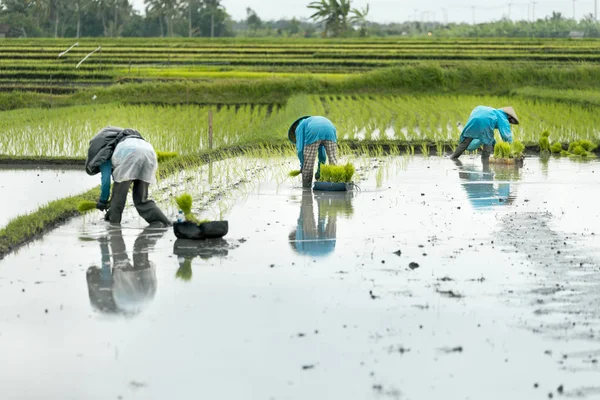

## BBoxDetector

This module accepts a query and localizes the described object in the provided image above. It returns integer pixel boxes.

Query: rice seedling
[494,142,510,159]
[538,130,551,153]
[156,151,178,163]
[561,139,598,158]
[550,142,563,153]
[511,141,525,157]
[568,139,597,153]
[492,140,524,162]
[435,141,444,157]
[288,170,301,177]
[175,193,204,224]
[77,201,97,213]
[319,162,356,183]
[3,91,600,159]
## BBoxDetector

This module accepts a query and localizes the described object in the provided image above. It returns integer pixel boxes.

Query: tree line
[1,0,600,38]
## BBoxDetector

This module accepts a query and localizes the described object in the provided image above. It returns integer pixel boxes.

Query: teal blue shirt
[293,116,337,173]
[99,160,112,202]
[461,106,513,150]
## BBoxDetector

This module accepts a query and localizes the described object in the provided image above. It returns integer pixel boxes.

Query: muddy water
[0,166,98,227]
[1,155,600,400]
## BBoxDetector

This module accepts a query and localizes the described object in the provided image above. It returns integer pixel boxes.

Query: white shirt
[111,138,158,184]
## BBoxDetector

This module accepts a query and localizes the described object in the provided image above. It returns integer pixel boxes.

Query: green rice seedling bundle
[319,162,355,183]
[491,140,524,164]
[175,193,203,224]
[288,170,301,177]
[550,142,563,153]
[511,141,525,157]
[493,142,512,159]
[156,151,178,162]
[564,139,597,158]
[539,130,551,152]
[77,201,97,213]
[568,139,597,153]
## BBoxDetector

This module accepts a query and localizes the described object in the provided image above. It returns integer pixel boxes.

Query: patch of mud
[497,211,600,344]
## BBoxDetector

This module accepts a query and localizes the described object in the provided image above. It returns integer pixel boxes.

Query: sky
[130,0,599,24]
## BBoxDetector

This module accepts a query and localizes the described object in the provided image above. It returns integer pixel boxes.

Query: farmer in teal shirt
[288,116,339,188]
[451,106,519,160]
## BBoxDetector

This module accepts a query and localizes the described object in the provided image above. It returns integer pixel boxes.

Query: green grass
[0,187,100,258]
[6,61,600,111]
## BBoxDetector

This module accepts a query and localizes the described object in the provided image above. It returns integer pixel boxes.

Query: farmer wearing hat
[288,116,339,188]
[450,106,519,160]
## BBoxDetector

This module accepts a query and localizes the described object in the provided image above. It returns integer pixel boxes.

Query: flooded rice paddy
[1,155,600,399]
[0,166,99,228]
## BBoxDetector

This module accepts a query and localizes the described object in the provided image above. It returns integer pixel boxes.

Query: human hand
[96,200,109,211]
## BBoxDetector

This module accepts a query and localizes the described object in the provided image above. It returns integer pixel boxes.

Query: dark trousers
[450,137,494,160]
[108,180,170,225]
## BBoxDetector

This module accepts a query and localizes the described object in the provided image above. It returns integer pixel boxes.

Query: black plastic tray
[173,221,229,240]
[313,181,350,191]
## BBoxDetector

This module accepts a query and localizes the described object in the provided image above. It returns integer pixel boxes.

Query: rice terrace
[2,3,600,399]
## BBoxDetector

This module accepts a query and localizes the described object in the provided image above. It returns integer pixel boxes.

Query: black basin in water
[313,181,351,191]
[173,221,229,240]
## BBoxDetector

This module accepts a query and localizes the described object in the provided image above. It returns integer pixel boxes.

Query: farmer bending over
[288,116,339,188]
[450,106,519,160]
[85,126,171,226]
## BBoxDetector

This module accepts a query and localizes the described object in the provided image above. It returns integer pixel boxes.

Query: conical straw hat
[500,107,519,124]
[288,116,311,143]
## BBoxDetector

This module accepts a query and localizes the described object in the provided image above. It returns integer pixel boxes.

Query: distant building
[569,31,585,39]
[0,24,10,39]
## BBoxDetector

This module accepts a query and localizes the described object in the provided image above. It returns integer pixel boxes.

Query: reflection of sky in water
[0,168,98,228]
[3,156,600,399]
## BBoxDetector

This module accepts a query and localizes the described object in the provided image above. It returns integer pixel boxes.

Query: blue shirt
[99,160,112,202]
[461,106,513,149]
[292,116,337,173]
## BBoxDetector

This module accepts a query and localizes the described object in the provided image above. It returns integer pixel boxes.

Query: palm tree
[1,0,35,14]
[39,0,62,37]
[145,0,165,35]
[308,0,352,37]
[204,0,224,38]
[145,0,181,37]
[350,3,369,36]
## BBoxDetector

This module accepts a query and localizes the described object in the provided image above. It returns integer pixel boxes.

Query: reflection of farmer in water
[86,226,167,315]
[288,191,353,256]
[455,160,519,208]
